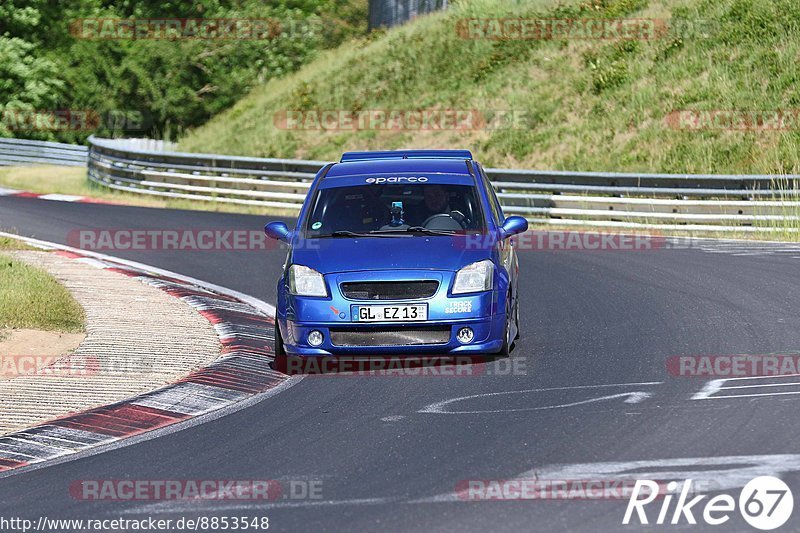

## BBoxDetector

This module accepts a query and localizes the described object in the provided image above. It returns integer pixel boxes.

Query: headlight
[452,259,494,294]
[288,264,328,297]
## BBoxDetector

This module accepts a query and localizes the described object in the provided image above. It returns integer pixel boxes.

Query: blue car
[264,150,528,357]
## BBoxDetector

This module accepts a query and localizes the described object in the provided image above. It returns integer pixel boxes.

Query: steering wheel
[422,210,469,230]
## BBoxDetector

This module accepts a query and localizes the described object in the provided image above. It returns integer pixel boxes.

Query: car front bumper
[275,266,510,355]
[279,315,505,356]
[277,281,505,355]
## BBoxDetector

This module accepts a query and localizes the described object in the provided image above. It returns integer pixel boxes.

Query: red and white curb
[0,187,115,204]
[0,234,287,474]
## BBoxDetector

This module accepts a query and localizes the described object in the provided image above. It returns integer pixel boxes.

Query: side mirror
[264,221,291,243]
[500,216,528,239]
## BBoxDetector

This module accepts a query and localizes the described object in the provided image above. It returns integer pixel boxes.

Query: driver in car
[422,184,467,229]
[423,184,450,217]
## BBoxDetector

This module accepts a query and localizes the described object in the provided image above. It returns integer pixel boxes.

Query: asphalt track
[2,195,800,532]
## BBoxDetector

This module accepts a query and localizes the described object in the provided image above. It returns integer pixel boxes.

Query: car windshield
[304,183,485,237]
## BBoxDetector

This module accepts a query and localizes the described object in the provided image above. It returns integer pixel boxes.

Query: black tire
[514,296,521,340]
[497,294,514,356]
[274,320,286,357]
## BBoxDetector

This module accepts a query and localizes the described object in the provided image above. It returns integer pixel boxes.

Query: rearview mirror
[264,221,291,243]
[500,216,528,239]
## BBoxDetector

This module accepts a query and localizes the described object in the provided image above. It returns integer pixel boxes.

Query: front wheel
[497,294,514,356]
[273,320,286,357]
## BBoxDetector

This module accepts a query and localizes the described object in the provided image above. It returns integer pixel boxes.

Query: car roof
[326,157,473,178]
[339,149,472,162]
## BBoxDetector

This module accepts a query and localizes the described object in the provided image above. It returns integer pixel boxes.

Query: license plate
[353,304,427,322]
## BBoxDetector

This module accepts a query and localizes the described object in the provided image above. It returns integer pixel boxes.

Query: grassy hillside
[180,0,800,174]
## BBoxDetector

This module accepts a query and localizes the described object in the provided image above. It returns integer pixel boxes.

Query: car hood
[289,235,493,274]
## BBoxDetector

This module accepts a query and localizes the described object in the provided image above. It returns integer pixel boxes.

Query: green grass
[0,254,85,332]
[179,0,800,175]
[750,178,800,238]
[0,237,36,251]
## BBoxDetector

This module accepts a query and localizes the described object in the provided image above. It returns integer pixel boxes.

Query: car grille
[330,326,451,347]
[340,281,439,300]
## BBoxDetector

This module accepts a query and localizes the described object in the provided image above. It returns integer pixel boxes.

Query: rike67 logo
[624,476,793,530]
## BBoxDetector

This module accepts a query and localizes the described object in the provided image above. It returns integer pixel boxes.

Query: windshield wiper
[328,230,370,238]
[370,226,457,236]
[324,227,456,238]
[327,230,403,238]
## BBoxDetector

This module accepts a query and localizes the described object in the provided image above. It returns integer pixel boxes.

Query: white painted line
[420,383,660,415]
[39,193,86,202]
[692,374,800,400]
[702,391,800,400]
[132,382,249,416]
[0,438,74,458]
[181,296,256,313]
[691,379,726,400]
[0,448,39,461]
[716,373,800,382]
[75,257,110,269]
[0,187,21,196]
[14,426,116,448]
[718,381,800,390]
[422,392,653,414]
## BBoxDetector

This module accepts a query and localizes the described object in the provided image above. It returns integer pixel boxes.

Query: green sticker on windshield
[311,221,322,230]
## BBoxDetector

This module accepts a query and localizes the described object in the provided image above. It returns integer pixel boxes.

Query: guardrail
[83,136,800,231]
[0,138,88,167]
